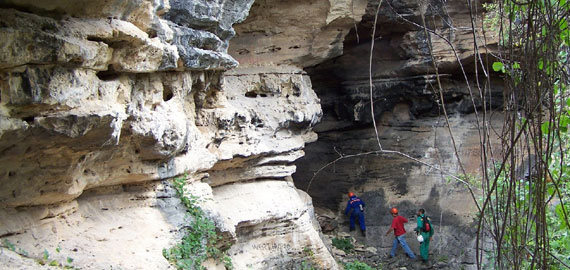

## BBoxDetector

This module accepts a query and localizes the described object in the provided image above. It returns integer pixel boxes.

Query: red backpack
[421,216,431,232]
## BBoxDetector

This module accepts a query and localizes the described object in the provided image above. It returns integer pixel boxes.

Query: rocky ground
[326,230,465,270]
[316,206,476,270]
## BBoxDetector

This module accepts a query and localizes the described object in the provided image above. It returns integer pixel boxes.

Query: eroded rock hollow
[0,0,501,269]
[293,0,503,268]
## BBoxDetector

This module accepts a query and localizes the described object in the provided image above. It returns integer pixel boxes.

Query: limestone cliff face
[0,0,500,269]
[0,0,369,269]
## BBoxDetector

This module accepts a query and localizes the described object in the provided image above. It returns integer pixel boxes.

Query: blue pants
[390,235,416,258]
[349,212,366,231]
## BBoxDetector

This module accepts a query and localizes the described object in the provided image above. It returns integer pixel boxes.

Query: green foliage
[300,260,317,270]
[19,248,29,257]
[545,133,570,269]
[543,81,570,269]
[298,246,317,270]
[482,2,500,38]
[162,174,232,270]
[481,133,570,269]
[492,61,504,73]
[27,246,76,269]
[3,239,75,269]
[331,237,354,253]
[547,203,570,267]
[303,246,315,257]
[2,239,16,251]
[481,0,570,267]
[1,239,30,257]
[343,260,377,270]
[222,254,233,270]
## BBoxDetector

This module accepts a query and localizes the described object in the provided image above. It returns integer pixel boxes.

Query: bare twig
[369,0,384,151]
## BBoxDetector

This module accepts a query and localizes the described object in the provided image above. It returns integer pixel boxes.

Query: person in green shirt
[415,208,434,262]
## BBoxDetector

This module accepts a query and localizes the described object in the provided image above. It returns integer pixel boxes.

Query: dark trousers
[349,212,366,231]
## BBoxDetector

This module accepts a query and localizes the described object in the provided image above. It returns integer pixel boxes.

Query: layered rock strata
[0,0,371,269]
[293,0,502,268]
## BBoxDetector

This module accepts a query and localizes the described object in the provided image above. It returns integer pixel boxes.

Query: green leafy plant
[298,246,317,270]
[18,248,29,257]
[303,246,315,257]
[1,240,75,269]
[480,131,570,269]
[482,2,500,38]
[2,239,16,251]
[34,248,76,269]
[343,260,376,270]
[1,239,28,257]
[300,260,317,270]
[331,237,353,253]
[162,174,233,270]
[491,61,505,73]
[42,249,50,261]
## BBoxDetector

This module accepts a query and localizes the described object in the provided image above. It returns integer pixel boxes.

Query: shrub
[300,260,317,270]
[344,260,375,270]
[332,237,354,253]
[162,174,232,270]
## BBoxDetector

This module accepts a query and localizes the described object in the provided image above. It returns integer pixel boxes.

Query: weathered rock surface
[293,0,501,269]
[0,0,371,269]
[198,180,337,269]
[1,182,183,269]
[296,114,501,269]
[229,0,369,67]
[0,0,501,268]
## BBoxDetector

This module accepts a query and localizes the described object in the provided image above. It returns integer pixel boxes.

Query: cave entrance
[290,5,504,265]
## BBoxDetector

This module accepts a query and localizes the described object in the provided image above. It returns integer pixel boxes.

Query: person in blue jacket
[345,192,366,236]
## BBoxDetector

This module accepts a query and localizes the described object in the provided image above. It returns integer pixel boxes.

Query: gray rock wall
[293,0,503,268]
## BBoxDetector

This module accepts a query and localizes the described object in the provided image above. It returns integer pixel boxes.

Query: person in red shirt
[385,207,416,259]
